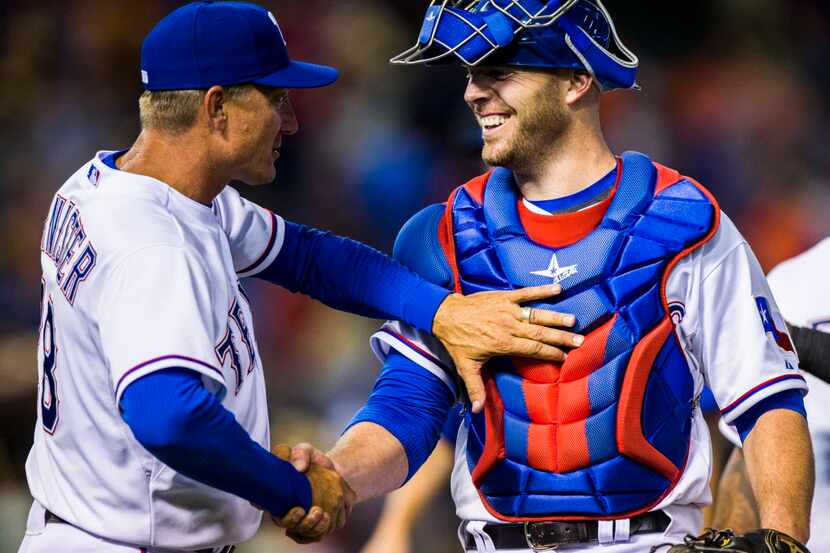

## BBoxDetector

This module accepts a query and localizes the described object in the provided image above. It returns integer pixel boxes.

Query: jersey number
[40,298,60,434]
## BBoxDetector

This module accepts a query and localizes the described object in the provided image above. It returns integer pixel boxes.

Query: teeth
[480,115,506,129]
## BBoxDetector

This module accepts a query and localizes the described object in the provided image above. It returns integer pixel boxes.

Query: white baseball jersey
[371,211,806,552]
[24,151,286,550]
[719,237,830,550]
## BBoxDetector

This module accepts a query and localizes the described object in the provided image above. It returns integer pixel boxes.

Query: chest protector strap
[444,151,718,521]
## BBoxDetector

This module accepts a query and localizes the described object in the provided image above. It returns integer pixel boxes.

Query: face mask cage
[390,0,639,91]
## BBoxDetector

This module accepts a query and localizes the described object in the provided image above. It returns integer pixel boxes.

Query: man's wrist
[277,457,312,513]
[403,281,452,334]
[759,513,809,544]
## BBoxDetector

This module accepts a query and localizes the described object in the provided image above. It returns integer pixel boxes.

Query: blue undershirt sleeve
[255,221,451,333]
[441,403,465,444]
[119,368,311,517]
[732,389,807,443]
[345,350,455,482]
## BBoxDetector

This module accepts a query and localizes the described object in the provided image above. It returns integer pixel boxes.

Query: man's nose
[464,74,493,106]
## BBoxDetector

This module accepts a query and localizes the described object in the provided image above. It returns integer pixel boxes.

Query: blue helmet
[391,0,639,91]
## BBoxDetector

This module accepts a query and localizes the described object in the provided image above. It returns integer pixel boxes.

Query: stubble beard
[481,87,569,174]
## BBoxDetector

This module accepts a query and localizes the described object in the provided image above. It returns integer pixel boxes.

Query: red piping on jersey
[238,211,278,275]
[116,355,224,396]
[376,328,452,372]
[720,373,807,417]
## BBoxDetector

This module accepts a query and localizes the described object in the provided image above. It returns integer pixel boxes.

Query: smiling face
[222,85,297,185]
[464,67,570,172]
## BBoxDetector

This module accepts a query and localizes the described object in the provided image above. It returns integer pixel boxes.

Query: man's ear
[564,70,595,106]
[204,85,228,132]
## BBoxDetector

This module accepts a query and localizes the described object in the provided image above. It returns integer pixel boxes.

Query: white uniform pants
[458,519,687,553]
[18,501,229,553]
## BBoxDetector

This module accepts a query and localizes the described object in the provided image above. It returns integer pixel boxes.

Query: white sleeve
[98,245,228,405]
[214,185,286,277]
[694,218,806,424]
[370,321,458,398]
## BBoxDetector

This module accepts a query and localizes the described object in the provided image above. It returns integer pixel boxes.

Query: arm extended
[120,368,352,520]
[257,212,582,412]
[329,350,456,502]
[258,221,450,332]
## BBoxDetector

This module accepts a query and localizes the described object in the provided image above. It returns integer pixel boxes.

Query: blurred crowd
[0,1,828,551]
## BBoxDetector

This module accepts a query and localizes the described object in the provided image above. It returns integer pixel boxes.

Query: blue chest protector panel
[447,151,716,520]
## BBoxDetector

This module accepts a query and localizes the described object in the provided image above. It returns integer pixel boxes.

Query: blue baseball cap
[140,1,338,91]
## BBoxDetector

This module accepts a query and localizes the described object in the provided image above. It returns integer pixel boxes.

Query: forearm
[742,409,813,541]
[256,221,450,332]
[121,369,311,517]
[328,422,408,502]
[712,447,760,531]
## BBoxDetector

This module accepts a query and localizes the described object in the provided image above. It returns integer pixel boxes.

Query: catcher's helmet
[391,0,638,91]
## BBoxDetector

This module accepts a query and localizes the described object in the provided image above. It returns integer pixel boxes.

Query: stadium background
[0,0,828,551]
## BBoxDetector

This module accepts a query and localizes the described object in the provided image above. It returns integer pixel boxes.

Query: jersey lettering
[42,196,97,302]
[230,298,256,373]
[40,296,60,434]
[61,244,97,304]
[215,328,243,394]
[42,195,68,255]
[214,298,256,394]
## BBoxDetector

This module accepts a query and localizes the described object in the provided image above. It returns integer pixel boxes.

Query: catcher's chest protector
[442,152,718,521]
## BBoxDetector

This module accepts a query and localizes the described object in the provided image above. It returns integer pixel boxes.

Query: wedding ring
[520,306,533,323]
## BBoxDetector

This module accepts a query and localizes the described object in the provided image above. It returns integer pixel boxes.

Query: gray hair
[138,85,256,133]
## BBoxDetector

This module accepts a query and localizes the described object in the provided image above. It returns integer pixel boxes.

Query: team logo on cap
[267,11,287,45]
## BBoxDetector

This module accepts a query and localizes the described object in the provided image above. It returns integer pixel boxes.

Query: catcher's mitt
[650,528,810,553]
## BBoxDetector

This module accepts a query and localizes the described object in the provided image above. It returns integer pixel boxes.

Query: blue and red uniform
[352,151,806,526]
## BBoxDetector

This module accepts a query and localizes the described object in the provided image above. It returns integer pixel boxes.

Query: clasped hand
[271,443,354,544]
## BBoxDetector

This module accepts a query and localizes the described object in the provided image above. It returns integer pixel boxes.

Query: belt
[45,510,235,553]
[464,511,670,551]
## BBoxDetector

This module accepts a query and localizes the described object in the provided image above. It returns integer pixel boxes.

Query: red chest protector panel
[440,152,719,521]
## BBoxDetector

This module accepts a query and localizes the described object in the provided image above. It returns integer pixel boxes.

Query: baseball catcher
[277,0,815,551]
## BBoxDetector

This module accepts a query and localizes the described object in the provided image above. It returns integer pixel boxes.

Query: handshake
[271,443,356,544]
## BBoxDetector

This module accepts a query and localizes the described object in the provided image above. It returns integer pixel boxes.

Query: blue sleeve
[345,350,455,483]
[120,368,312,517]
[255,219,451,332]
[441,403,465,444]
[699,387,718,414]
[391,204,454,288]
[733,389,807,443]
